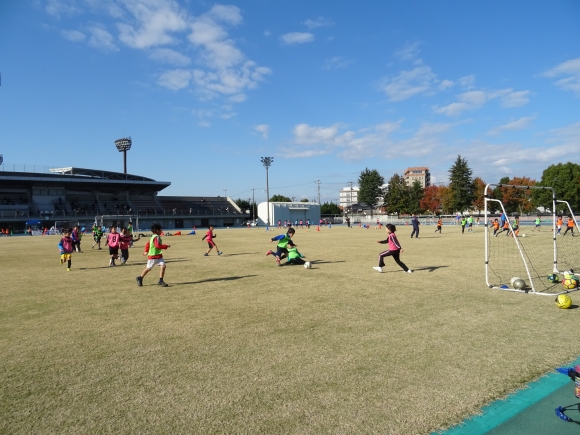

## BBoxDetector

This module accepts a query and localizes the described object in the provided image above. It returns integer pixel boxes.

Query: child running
[137,223,170,287]
[105,226,121,267]
[556,216,563,235]
[435,217,442,233]
[72,225,83,252]
[92,223,103,249]
[373,224,413,274]
[266,227,296,266]
[58,228,74,271]
[202,225,222,256]
[563,216,576,236]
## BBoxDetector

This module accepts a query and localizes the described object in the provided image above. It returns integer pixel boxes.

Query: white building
[257,202,321,226]
[339,186,359,210]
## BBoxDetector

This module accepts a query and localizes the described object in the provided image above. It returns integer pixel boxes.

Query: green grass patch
[1,226,579,434]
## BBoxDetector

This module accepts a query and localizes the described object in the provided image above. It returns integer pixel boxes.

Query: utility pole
[315,179,321,204]
[347,180,354,213]
[252,188,255,221]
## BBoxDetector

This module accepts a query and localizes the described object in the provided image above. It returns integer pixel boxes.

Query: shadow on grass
[216,252,261,257]
[173,275,258,285]
[413,265,449,272]
[309,260,346,264]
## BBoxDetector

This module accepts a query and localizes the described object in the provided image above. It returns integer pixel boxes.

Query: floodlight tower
[114,137,132,174]
[261,157,274,227]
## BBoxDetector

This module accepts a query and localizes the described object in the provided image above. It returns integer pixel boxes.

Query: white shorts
[146,258,166,269]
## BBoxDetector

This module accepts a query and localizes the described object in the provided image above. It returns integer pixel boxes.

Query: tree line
[358,158,580,216]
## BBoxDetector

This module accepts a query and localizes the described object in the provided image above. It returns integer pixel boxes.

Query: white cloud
[439,79,454,90]
[61,29,86,42]
[116,0,188,49]
[394,41,422,63]
[435,88,530,117]
[487,116,535,135]
[543,58,580,95]
[191,61,271,98]
[158,69,192,90]
[459,75,476,89]
[45,0,80,17]
[304,17,334,29]
[379,66,437,101]
[323,56,353,70]
[255,124,270,139]
[88,26,118,52]
[149,48,191,66]
[281,32,315,45]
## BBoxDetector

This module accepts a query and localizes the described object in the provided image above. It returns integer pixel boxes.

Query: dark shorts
[207,241,216,248]
[109,247,119,256]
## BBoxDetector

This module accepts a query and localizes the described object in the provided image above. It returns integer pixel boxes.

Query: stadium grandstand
[0,166,244,234]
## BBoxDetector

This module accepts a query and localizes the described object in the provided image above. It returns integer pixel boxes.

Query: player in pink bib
[373,224,413,274]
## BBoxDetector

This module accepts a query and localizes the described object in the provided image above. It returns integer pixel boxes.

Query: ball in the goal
[562,277,578,290]
[547,274,560,283]
[510,277,522,286]
[512,279,526,290]
[304,261,312,269]
[555,294,572,309]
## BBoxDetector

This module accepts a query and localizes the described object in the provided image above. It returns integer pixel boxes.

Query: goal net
[54,220,78,234]
[484,184,580,296]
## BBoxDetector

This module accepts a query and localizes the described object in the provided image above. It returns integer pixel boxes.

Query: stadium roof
[48,167,156,182]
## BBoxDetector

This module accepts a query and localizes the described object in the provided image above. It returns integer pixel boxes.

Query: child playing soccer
[92,223,103,249]
[563,216,576,236]
[119,227,140,265]
[105,226,121,266]
[556,216,563,235]
[266,227,296,266]
[58,228,74,271]
[283,246,306,266]
[435,217,442,233]
[137,223,170,287]
[72,225,83,252]
[373,224,413,273]
[202,225,222,256]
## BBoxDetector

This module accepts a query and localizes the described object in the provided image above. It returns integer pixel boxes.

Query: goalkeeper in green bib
[266,227,296,266]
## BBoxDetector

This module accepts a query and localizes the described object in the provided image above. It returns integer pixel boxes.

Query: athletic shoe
[158,281,168,287]
[136,276,143,286]
[67,268,71,272]
[373,266,383,273]
[204,253,209,256]
[407,270,414,273]
[92,244,95,249]
[98,247,102,250]
[218,251,223,255]
[276,258,281,266]
[266,250,273,256]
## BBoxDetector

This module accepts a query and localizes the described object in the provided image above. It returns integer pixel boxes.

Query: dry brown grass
[1,225,579,434]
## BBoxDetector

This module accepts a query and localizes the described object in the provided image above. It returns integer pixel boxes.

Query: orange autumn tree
[501,177,536,214]
[439,185,454,215]
[471,177,486,212]
[420,185,443,214]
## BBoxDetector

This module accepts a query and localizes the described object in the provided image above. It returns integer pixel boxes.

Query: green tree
[269,194,292,202]
[384,173,409,216]
[448,155,474,212]
[472,177,487,212]
[234,198,250,210]
[321,202,341,215]
[532,162,580,212]
[408,180,424,214]
[300,198,309,202]
[358,168,385,217]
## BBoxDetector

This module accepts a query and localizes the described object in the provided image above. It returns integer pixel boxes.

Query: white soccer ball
[510,277,521,286]
[522,234,526,237]
[304,261,312,269]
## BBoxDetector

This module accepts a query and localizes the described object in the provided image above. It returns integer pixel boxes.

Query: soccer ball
[512,279,526,290]
[304,261,312,269]
[555,294,572,309]
[510,277,522,286]
[562,277,578,290]
[547,274,560,283]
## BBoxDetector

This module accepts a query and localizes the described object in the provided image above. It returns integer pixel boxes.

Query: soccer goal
[484,184,580,296]
[55,220,79,234]
[95,215,139,232]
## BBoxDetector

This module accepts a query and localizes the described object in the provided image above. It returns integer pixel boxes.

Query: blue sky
[1,1,579,204]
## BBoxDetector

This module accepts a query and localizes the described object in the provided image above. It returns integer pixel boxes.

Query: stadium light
[261,157,274,227]
[114,137,132,174]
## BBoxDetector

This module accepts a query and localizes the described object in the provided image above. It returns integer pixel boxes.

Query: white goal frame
[484,183,580,296]
[95,215,139,232]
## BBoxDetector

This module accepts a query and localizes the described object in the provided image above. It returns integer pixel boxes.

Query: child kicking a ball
[137,223,170,287]
[283,246,307,266]
[373,224,413,274]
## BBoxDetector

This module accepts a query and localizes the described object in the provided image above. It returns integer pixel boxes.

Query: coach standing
[410,213,420,239]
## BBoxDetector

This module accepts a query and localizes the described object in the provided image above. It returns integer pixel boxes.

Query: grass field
[1,224,579,434]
